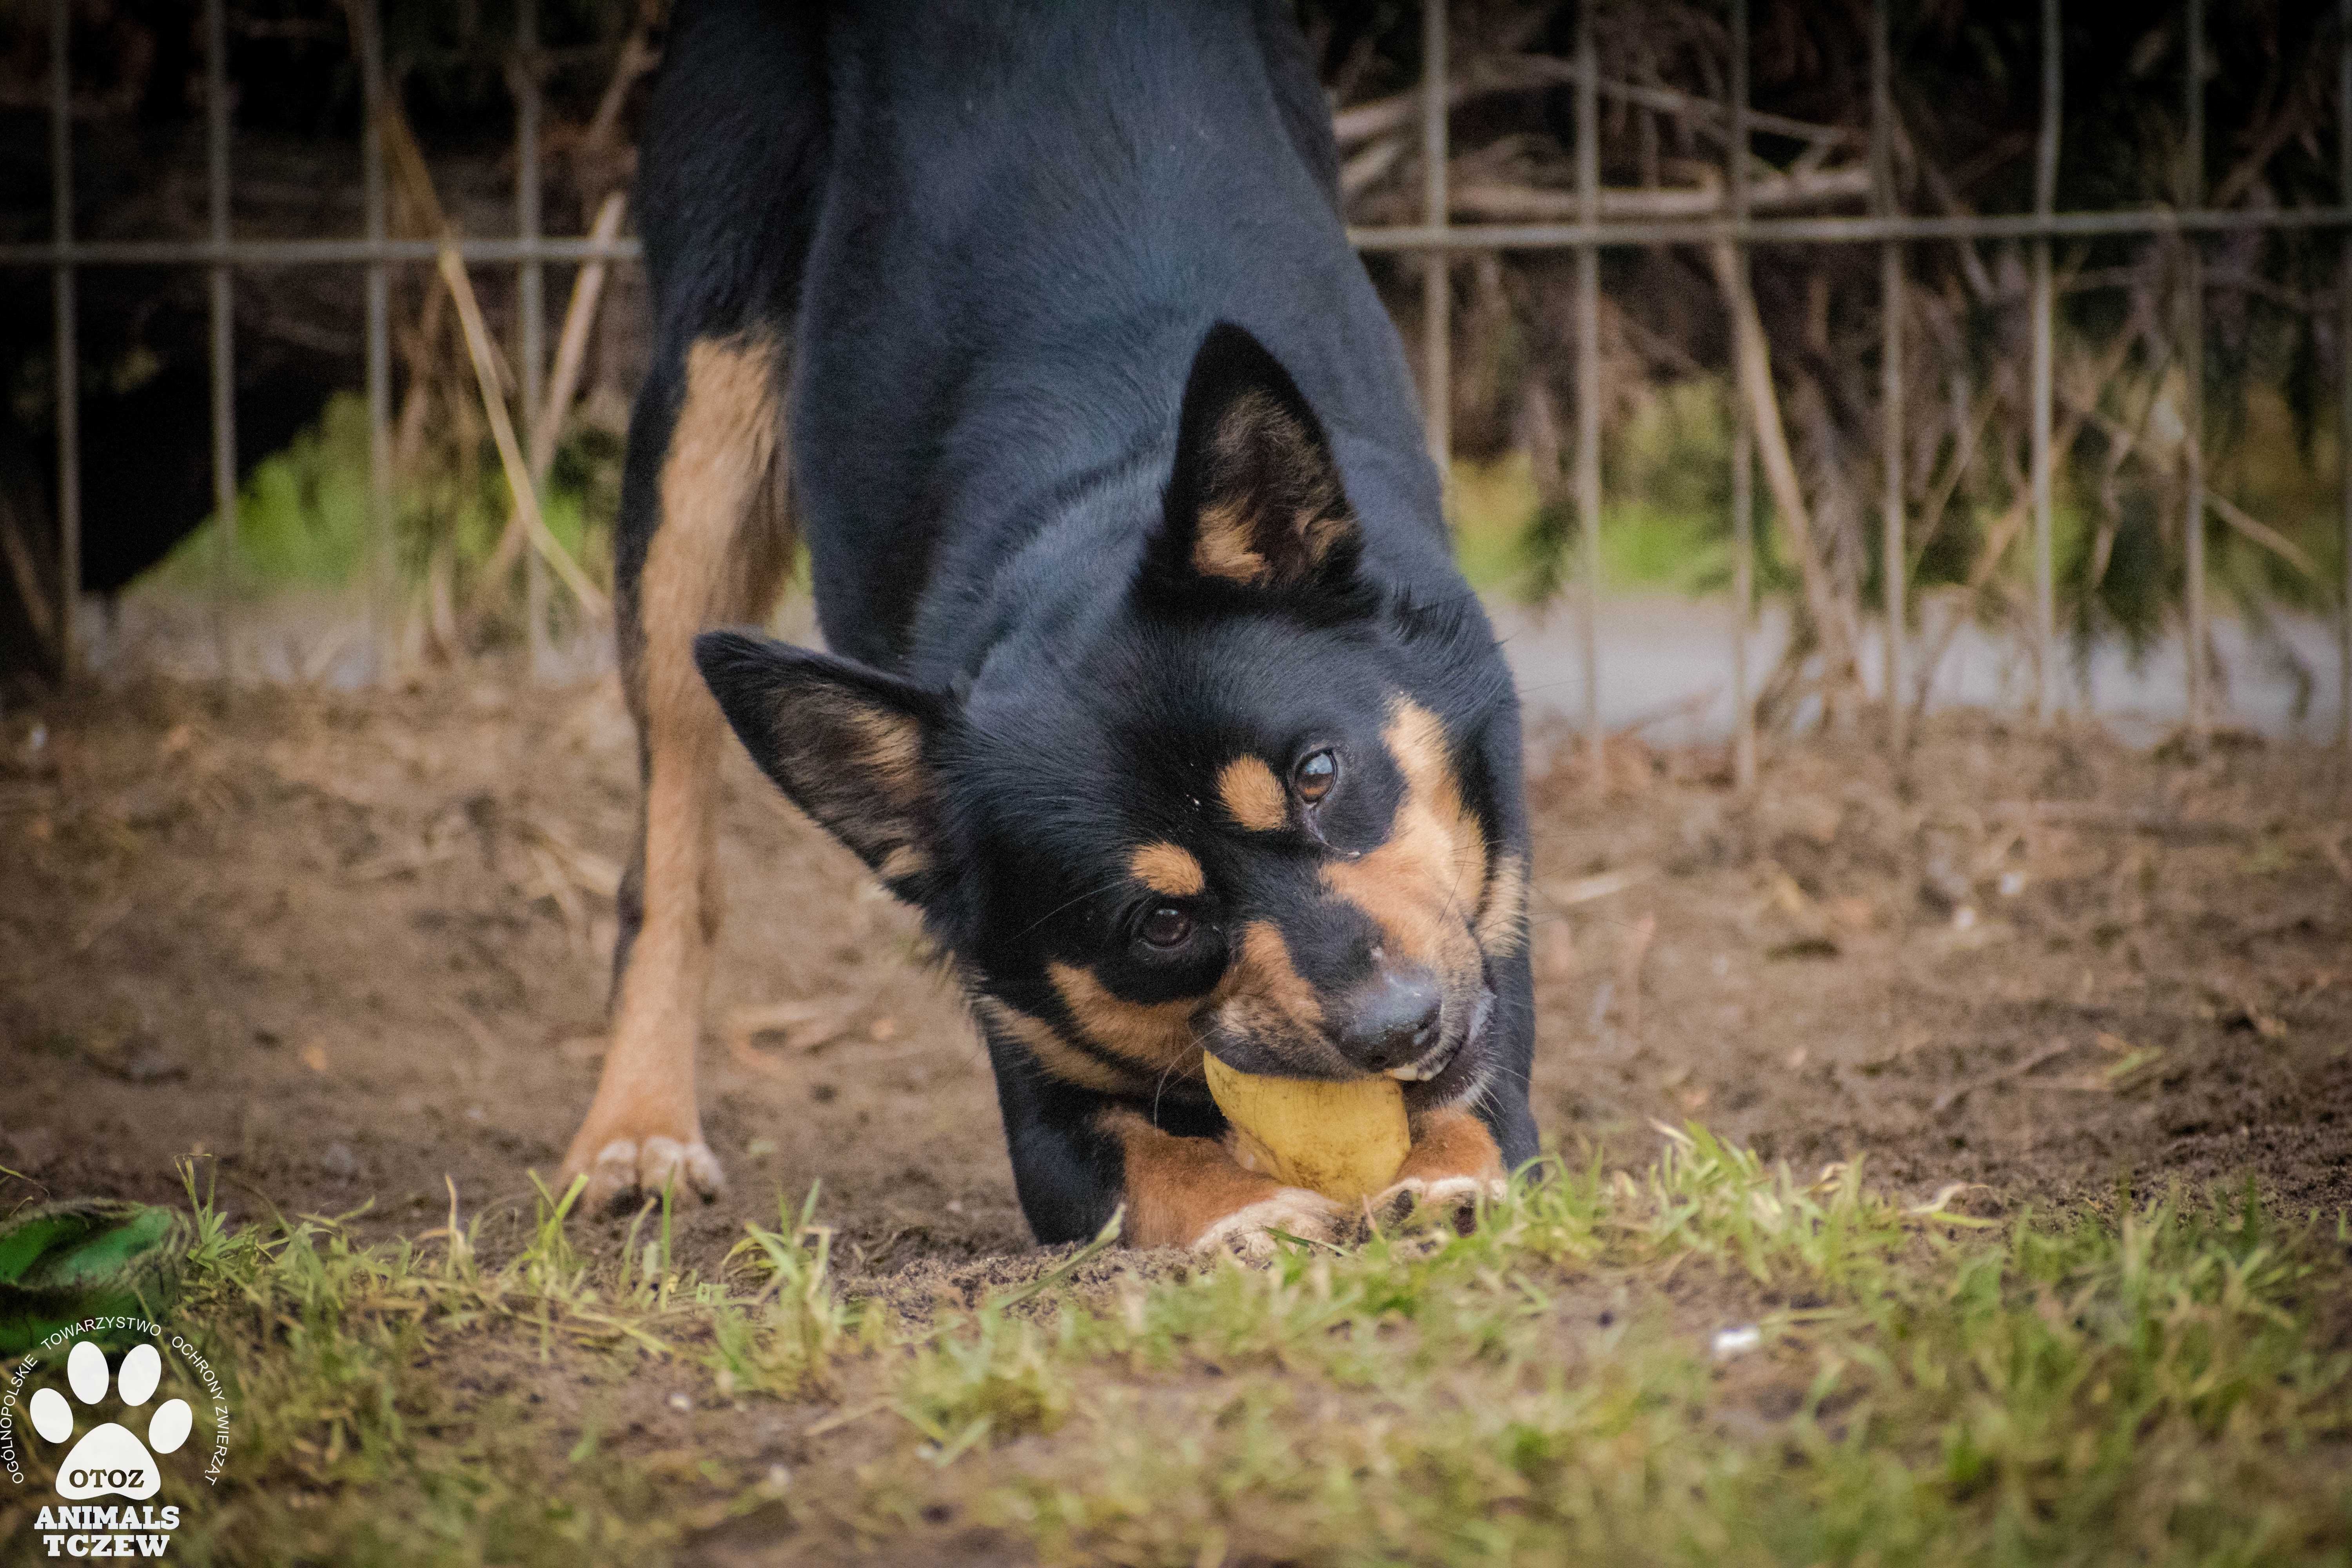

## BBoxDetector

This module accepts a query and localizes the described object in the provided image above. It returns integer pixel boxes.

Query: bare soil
[4,668,2349,1277]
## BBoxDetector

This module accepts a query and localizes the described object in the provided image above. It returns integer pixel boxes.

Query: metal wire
[206,0,236,577]
[517,0,549,677]
[1575,7,1603,799]
[48,0,77,675]
[1874,0,1907,753]
[2183,0,2208,742]
[1421,0,1449,479]
[13,201,2352,273]
[2031,0,2062,723]
[1729,0,1755,790]
[2341,0,2352,757]
[362,0,390,681]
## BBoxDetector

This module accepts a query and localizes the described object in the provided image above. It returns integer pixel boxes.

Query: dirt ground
[4,663,2350,1277]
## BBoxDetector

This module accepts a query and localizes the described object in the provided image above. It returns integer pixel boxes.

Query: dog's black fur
[581,0,1536,1248]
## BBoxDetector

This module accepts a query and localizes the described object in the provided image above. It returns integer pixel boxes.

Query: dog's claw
[1371,1173,1501,1236]
[575,1136,726,1214]
[1191,1187,1354,1258]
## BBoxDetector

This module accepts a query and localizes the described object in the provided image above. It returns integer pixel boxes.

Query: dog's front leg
[561,333,792,1212]
[1370,1107,1508,1232]
[985,1058,1348,1254]
[1099,1110,1354,1256]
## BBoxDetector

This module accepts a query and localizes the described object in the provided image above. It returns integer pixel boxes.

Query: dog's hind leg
[561,331,793,1211]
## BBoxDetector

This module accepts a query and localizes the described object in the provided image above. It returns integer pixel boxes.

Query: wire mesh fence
[9,0,2350,773]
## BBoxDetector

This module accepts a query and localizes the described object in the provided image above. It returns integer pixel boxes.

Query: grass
[146,392,616,600]
[4,1132,2345,1565]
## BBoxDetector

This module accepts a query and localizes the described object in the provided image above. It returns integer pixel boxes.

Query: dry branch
[438,248,608,621]
[1452,164,1867,221]
[1332,59,1855,151]
[0,495,52,649]
[1710,239,1860,701]
[472,190,628,608]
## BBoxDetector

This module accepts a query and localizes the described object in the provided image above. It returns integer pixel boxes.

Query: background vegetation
[6,0,2349,708]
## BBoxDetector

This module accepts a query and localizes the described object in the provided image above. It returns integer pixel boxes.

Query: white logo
[30,1342,192,1501]
[3,1319,228,1558]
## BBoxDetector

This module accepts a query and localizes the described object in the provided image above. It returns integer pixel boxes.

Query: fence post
[1873,0,1907,753]
[1576,2,1604,800]
[49,0,78,678]
[1421,0,1449,484]
[2339,0,2351,757]
[1728,0,1755,789]
[360,0,392,682]
[517,0,549,679]
[205,0,237,646]
[2181,0,2207,744]
[2032,0,2062,724]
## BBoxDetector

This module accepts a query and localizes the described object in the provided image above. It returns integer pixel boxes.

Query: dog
[557,0,1537,1252]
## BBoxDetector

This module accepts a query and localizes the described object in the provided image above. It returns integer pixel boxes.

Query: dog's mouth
[1192,948,1498,1094]
[1385,977,1494,1107]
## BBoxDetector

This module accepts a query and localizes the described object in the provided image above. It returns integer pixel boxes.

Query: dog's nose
[1335,967,1443,1073]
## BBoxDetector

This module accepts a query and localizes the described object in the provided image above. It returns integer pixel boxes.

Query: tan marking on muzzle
[1216,755,1287,831]
[1474,851,1528,959]
[1130,842,1207,898]
[1040,918,1338,1083]
[1322,698,1488,983]
[1212,919,1322,1034]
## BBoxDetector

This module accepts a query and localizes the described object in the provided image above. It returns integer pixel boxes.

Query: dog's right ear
[1143,321,1367,613]
[694,630,951,905]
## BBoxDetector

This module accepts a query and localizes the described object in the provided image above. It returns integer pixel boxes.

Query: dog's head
[697,323,1524,1112]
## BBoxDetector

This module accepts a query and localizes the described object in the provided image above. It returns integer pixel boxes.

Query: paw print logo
[28,1341,193,1501]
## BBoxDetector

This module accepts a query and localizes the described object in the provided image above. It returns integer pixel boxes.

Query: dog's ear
[695,630,950,905]
[1147,321,1364,604]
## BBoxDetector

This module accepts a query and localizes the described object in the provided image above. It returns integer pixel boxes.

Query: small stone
[5,1127,58,1173]
[1711,1324,1762,1359]
[668,1392,694,1413]
[88,1034,187,1084]
[320,1142,360,1180]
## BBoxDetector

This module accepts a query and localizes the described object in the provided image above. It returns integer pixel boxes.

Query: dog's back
[641,1,1445,672]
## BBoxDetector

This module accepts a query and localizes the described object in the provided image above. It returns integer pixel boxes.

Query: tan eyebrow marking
[1130,842,1207,898]
[1216,755,1287,831]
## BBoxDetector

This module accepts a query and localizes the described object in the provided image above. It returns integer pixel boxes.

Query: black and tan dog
[558,0,1537,1251]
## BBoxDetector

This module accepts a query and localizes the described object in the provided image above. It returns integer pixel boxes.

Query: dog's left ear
[694,630,951,906]
[1147,321,1363,602]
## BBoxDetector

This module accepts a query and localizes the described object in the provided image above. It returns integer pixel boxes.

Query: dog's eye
[1138,905,1194,949]
[1294,750,1338,805]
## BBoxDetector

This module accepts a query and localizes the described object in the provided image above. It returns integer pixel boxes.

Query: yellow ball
[1202,1054,1410,1204]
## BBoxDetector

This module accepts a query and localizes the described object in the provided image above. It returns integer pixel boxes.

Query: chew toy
[1202,1054,1410,1203]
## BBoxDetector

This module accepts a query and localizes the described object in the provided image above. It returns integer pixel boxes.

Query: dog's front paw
[1191,1187,1353,1258]
[1372,1172,1503,1236]
[562,1130,726,1214]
